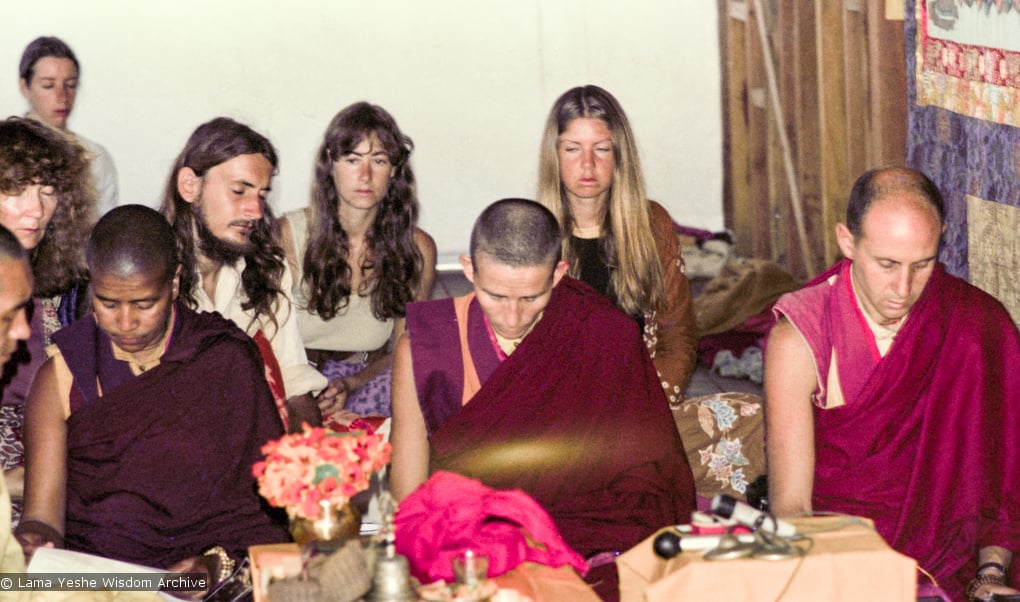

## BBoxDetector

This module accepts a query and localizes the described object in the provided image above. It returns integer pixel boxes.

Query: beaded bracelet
[967,572,1006,602]
[978,561,1008,576]
[202,545,236,584]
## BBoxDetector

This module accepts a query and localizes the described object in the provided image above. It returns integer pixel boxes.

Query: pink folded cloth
[395,471,588,583]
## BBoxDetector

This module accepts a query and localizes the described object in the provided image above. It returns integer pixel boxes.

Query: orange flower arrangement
[252,424,391,519]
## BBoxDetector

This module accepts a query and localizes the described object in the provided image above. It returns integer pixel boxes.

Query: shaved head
[470,198,562,268]
[87,204,178,283]
[846,166,945,239]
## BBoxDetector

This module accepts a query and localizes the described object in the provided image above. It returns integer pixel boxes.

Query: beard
[194,193,255,265]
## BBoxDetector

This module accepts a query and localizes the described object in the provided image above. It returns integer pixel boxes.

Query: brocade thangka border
[967,195,1020,328]
[915,1,1020,126]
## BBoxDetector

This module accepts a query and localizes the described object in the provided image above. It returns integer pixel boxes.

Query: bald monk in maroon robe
[766,167,1020,601]
[17,205,289,569]
[391,199,695,601]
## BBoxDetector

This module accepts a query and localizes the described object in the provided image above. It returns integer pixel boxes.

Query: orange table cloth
[617,515,917,602]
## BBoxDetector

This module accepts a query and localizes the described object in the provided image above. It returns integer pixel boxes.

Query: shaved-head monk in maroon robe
[391,199,696,601]
[17,205,289,573]
[766,167,1020,601]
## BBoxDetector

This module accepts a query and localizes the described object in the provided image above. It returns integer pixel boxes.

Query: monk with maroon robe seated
[765,166,1020,601]
[390,198,696,601]
[17,205,289,570]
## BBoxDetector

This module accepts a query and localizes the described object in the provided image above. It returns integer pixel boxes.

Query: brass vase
[290,500,362,554]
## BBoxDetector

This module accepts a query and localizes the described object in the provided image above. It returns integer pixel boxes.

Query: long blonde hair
[537,85,663,315]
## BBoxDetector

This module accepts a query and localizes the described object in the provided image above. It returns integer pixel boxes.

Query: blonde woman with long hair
[537,85,697,406]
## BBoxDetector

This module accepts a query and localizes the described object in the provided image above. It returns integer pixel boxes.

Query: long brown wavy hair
[159,117,287,333]
[0,116,92,296]
[302,102,422,320]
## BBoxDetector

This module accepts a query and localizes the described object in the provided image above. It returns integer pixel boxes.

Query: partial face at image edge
[0,257,33,365]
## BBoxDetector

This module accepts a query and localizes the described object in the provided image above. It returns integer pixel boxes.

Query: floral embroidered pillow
[672,392,765,500]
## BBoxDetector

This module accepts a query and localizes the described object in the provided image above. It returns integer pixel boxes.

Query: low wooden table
[617,515,917,602]
[250,543,598,602]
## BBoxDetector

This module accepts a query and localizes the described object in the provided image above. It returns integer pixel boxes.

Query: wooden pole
[750,0,817,276]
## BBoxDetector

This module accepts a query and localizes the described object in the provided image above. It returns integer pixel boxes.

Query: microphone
[710,494,797,537]
[652,531,757,559]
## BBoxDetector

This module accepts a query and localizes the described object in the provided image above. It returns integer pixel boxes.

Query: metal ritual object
[366,490,417,601]
[703,532,755,561]
[367,553,416,601]
[703,528,801,561]
[750,529,800,561]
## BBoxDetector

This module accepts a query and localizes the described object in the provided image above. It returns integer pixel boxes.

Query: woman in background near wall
[0,117,92,523]
[537,85,698,406]
[19,36,119,217]
[279,102,436,423]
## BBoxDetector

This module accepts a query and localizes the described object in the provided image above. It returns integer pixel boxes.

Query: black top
[570,236,644,331]
[571,236,611,299]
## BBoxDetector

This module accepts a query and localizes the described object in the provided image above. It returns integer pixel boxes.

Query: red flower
[252,424,391,519]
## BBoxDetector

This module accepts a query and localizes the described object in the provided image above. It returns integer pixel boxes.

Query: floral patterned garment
[320,360,392,418]
[1,295,65,524]
[672,392,765,498]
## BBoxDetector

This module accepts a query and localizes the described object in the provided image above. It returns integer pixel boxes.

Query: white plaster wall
[0,0,722,263]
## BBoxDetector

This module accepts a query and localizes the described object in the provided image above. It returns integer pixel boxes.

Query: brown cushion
[672,392,765,501]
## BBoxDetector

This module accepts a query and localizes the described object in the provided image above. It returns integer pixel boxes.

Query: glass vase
[290,499,362,554]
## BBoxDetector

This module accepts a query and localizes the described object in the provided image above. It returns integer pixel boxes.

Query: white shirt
[74,131,119,216]
[193,259,327,399]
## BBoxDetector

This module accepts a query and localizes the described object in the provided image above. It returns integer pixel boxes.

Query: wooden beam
[752,0,816,275]
[843,2,869,180]
[867,0,907,165]
[816,0,851,269]
[721,0,753,256]
[746,0,772,260]
[793,0,824,280]
[719,0,734,237]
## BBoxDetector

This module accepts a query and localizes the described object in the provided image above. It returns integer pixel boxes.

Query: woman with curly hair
[537,85,698,407]
[280,102,436,420]
[0,116,93,521]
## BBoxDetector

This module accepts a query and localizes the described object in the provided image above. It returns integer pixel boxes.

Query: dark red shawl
[406,277,696,560]
[774,260,1020,598]
[53,306,290,568]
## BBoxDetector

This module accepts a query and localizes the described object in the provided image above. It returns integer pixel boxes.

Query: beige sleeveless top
[284,209,394,352]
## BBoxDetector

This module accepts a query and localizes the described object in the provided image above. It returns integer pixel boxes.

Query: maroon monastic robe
[773,260,1020,598]
[53,305,290,568]
[406,277,696,562]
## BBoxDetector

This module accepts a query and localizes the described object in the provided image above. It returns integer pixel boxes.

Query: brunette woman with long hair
[537,85,698,406]
[280,102,436,420]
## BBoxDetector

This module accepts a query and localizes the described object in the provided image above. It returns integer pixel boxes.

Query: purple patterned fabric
[905,0,1020,279]
[319,360,392,417]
